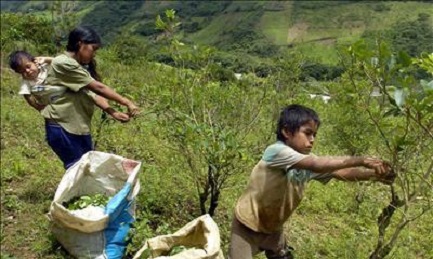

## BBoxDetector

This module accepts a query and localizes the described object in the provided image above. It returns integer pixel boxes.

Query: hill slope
[2,1,433,64]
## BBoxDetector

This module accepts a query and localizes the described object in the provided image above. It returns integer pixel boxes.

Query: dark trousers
[228,216,293,259]
[45,122,93,169]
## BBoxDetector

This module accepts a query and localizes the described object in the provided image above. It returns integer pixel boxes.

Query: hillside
[2,0,433,64]
[1,1,433,259]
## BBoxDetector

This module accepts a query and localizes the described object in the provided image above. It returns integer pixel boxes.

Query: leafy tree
[1,13,56,55]
[50,1,79,51]
[300,61,344,81]
[339,40,432,259]
[389,14,433,57]
[155,9,182,41]
[152,10,275,216]
[134,21,159,37]
[110,32,150,65]
[1,2,78,55]
[79,1,144,43]
[271,52,303,93]
[362,13,433,59]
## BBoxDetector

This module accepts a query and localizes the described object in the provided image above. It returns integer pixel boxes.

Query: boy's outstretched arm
[332,167,376,181]
[332,166,396,184]
[293,156,387,175]
[294,156,395,184]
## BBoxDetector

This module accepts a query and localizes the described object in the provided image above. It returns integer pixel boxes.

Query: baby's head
[8,51,40,80]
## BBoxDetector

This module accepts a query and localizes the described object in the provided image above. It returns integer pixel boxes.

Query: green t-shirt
[41,53,96,135]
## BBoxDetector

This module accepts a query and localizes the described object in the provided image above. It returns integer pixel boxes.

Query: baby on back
[9,50,66,111]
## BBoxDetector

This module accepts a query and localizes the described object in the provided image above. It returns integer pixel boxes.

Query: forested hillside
[2,0,433,79]
[1,1,432,259]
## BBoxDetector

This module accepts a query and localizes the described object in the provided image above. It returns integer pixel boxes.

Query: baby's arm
[34,56,53,65]
[23,95,45,111]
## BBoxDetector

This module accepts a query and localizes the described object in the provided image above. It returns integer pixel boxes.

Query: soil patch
[287,22,309,43]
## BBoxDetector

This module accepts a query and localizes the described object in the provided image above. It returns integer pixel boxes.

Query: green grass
[188,13,250,45]
[8,1,431,65]
[289,42,342,64]
[260,1,433,63]
[259,9,292,46]
[2,2,433,257]
[2,58,432,258]
[182,1,433,65]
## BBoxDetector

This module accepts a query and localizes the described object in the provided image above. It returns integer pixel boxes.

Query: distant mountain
[2,1,432,64]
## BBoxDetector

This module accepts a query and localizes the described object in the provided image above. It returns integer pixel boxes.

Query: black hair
[66,26,101,52]
[66,26,102,81]
[276,104,321,142]
[8,51,35,73]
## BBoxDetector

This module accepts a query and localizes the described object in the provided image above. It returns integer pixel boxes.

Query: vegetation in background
[3,1,432,80]
[362,13,433,58]
[1,2,432,259]
[337,40,433,258]
[1,13,56,55]
[150,10,273,217]
[50,1,79,51]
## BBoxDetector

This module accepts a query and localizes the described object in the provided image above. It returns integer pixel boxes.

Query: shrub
[1,13,56,55]
[300,62,344,81]
[135,22,159,37]
[372,3,391,12]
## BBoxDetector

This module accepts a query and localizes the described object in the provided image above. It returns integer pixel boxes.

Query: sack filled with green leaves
[63,194,111,210]
[48,151,142,259]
